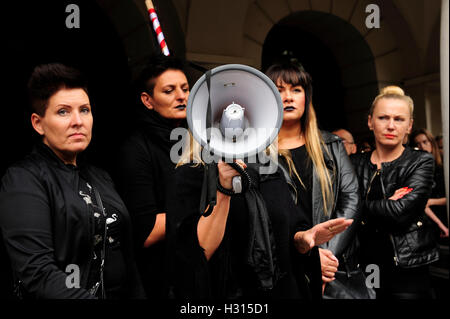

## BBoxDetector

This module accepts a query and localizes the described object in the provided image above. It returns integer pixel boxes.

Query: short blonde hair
[369,85,414,118]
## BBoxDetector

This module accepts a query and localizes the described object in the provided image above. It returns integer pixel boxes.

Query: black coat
[114,109,186,298]
[351,146,439,268]
[313,132,361,259]
[280,132,361,266]
[279,131,363,298]
[170,164,320,299]
[0,143,145,299]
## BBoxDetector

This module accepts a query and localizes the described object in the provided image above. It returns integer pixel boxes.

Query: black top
[358,170,395,268]
[77,174,126,298]
[169,164,321,300]
[114,109,186,298]
[288,145,313,228]
[430,164,448,239]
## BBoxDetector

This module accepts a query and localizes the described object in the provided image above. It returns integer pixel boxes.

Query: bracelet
[216,177,235,196]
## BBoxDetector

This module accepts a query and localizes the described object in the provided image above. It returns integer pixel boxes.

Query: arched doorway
[262,10,378,137]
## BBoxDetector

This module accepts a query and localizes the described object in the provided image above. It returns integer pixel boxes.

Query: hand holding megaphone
[217,160,247,193]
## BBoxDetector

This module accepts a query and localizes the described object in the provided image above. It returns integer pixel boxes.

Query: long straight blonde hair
[176,129,279,168]
[266,63,334,215]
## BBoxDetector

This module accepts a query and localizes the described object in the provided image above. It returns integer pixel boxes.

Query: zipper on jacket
[342,253,352,278]
[389,234,400,266]
[365,169,381,200]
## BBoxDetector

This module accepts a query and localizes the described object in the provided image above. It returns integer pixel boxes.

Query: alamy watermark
[65,264,80,288]
[365,4,380,29]
[169,127,279,175]
[65,4,80,29]
[365,264,380,289]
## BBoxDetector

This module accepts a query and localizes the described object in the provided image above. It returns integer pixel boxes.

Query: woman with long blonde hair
[265,62,364,299]
[168,121,352,299]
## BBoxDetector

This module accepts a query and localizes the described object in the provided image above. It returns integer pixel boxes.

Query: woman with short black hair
[0,63,145,299]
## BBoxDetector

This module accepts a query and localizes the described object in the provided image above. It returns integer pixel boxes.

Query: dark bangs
[265,63,312,89]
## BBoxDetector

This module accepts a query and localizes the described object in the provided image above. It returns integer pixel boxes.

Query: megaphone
[187,64,283,161]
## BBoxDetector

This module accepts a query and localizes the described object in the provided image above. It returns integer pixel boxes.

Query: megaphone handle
[232,176,242,194]
[228,161,251,194]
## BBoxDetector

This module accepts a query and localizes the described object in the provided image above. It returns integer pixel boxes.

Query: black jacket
[279,132,362,298]
[313,132,361,260]
[114,109,186,298]
[351,147,439,268]
[281,132,361,262]
[0,143,145,299]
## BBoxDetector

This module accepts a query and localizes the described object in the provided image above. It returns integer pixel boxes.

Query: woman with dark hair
[352,86,440,299]
[265,62,366,299]
[435,135,444,160]
[0,63,145,299]
[410,128,448,239]
[114,54,190,298]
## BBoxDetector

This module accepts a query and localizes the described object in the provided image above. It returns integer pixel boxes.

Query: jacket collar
[380,146,411,168]
[321,130,341,144]
[364,146,411,170]
[137,108,187,153]
[33,142,87,171]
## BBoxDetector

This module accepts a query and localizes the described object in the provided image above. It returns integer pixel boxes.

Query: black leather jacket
[351,147,439,268]
[280,131,361,265]
[0,143,145,298]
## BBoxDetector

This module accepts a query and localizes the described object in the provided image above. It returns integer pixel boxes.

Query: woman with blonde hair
[352,86,439,299]
[169,126,352,299]
[264,62,364,299]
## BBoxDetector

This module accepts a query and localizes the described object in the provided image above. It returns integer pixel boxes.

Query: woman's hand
[389,187,413,200]
[294,218,353,254]
[424,206,449,238]
[440,226,450,238]
[319,248,339,283]
[217,160,247,191]
[197,160,247,260]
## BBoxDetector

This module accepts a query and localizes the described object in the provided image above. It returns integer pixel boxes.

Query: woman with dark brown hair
[410,128,448,239]
[265,62,365,299]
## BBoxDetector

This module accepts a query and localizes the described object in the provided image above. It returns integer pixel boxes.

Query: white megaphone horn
[187,64,283,193]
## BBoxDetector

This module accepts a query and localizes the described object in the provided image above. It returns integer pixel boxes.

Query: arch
[242,0,417,137]
[262,10,378,135]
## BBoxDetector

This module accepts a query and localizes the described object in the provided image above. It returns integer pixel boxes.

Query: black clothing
[114,108,186,298]
[351,147,439,298]
[289,145,313,227]
[309,132,360,258]
[352,147,439,268]
[430,164,448,241]
[0,143,145,299]
[170,164,318,299]
[78,175,126,297]
[280,132,362,297]
[279,131,364,298]
[241,165,281,291]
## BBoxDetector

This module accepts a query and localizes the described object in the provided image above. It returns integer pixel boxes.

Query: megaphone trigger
[228,161,251,194]
[232,176,242,193]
